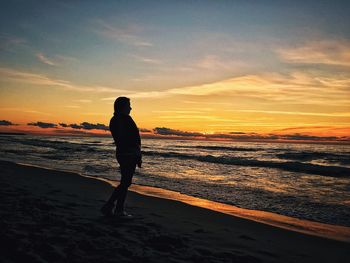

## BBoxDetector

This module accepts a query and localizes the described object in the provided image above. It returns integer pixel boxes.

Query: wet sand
[0,160,349,263]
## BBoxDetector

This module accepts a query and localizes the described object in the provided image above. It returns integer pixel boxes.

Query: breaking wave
[142,150,350,177]
[172,145,260,152]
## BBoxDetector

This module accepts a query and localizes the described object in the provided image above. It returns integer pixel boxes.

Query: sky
[0,0,349,142]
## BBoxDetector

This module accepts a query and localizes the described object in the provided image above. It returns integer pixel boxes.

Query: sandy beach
[0,160,349,263]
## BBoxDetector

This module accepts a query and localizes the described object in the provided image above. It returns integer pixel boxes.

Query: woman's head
[114,97,131,115]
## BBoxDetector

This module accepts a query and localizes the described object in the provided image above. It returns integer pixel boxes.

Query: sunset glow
[1,1,349,143]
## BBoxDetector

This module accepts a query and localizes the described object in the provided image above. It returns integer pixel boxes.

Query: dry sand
[0,160,349,263]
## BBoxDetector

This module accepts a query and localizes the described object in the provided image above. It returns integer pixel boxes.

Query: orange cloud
[36,53,56,66]
[277,40,350,67]
[93,19,153,47]
[0,67,127,93]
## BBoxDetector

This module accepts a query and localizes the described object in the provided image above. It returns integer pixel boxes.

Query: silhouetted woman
[101,97,142,218]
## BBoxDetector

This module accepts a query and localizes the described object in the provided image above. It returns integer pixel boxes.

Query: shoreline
[130,184,350,243]
[8,162,350,243]
[1,160,349,262]
[8,160,350,242]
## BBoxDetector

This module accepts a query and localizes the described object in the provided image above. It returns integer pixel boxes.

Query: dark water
[1,134,349,227]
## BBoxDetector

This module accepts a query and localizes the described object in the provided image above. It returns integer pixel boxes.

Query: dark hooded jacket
[109,113,141,156]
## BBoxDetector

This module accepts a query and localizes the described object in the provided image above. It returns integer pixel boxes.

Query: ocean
[0,134,349,227]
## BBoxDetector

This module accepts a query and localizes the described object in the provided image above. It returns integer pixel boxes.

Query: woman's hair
[114,96,130,113]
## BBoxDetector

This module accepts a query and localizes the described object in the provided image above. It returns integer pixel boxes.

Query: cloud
[0,107,52,116]
[119,71,350,107]
[109,76,252,99]
[68,123,83,129]
[80,122,109,131]
[23,110,52,115]
[157,115,222,120]
[0,67,127,93]
[59,122,109,131]
[207,132,268,140]
[16,120,350,142]
[64,105,81,108]
[101,97,116,101]
[36,53,56,66]
[152,110,204,114]
[139,128,151,133]
[131,54,162,65]
[27,121,57,128]
[167,72,349,97]
[277,40,350,67]
[195,54,246,71]
[150,127,349,142]
[81,113,106,116]
[278,133,339,141]
[55,55,78,63]
[74,99,91,103]
[124,91,166,99]
[235,110,350,117]
[153,127,203,137]
[276,126,335,132]
[182,100,232,106]
[94,20,152,47]
[36,53,78,66]
[102,70,349,102]
[272,126,350,137]
[0,35,26,51]
[0,120,16,126]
